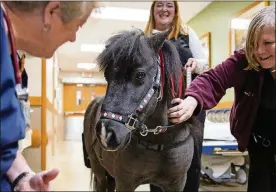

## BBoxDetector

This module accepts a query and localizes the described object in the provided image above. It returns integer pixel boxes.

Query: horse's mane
[97,29,184,100]
[161,40,184,99]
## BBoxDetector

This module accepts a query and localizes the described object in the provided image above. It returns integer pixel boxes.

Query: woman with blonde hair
[144,1,208,74]
[1,2,99,191]
[144,1,208,192]
[169,5,275,192]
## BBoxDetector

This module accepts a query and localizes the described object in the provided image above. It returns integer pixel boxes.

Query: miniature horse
[83,29,203,191]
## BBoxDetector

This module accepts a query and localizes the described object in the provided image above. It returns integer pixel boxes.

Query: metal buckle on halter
[140,125,149,137]
[125,115,138,131]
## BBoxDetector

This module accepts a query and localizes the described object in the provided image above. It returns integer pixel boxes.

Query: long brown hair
[144,1,189,40]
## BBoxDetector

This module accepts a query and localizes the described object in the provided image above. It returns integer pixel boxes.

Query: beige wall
[23,57,43,171]
[23,53,63,171]
[46,109,54,170]
[22,106,42,172]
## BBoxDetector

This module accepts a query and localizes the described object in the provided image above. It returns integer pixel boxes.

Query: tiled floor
[49,141,149,191]
[49,141,247,191]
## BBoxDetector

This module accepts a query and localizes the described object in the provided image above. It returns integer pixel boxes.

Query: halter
[100,50,184,136]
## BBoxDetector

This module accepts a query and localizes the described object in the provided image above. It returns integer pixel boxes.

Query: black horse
[83,29,204,191]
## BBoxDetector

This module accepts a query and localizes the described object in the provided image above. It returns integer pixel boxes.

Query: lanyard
[2,7,22,84]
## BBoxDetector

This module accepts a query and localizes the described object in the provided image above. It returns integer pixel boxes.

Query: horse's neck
[149,99,169,127]
[146,74,186,127]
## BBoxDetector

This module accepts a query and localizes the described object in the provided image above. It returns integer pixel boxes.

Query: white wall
[64,116,84,141]
[24,57,42,97]
[46,58,54,102]
[53,53,63,114]
[59,71,104,78]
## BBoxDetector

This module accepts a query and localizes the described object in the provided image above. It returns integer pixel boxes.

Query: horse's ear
[147,27,172,52]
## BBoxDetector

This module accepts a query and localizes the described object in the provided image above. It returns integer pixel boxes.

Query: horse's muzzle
[96,119,130,151]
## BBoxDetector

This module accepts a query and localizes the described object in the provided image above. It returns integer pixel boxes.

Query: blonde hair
[4,2,100,23]
[144,1,189,40]
[245,5,275,71]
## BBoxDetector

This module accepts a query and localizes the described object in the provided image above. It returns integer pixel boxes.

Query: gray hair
[4,1,100,23]
[245,5,275,71]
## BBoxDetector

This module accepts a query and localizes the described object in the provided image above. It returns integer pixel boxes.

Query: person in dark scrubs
[1,2,99,191]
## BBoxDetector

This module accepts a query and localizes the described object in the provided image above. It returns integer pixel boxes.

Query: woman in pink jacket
[168,6,275,192]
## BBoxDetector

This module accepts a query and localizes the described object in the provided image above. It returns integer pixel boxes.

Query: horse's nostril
[104,129,121,149]
[96,119,130,150]
[105,130,118,143]
[101,122,106,138]
[106,132,112,141]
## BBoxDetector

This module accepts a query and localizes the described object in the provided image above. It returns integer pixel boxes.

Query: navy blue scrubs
[0,8,26,191]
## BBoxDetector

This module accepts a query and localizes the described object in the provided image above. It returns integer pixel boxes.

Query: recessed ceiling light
[77,63,97,70]
[91,7,150,22]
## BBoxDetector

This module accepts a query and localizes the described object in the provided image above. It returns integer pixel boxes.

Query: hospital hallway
[48,140,247,191]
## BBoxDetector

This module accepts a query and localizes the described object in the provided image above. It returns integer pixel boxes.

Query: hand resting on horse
[168,96,198,124]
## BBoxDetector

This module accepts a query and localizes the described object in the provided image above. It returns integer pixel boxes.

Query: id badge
[20,100,31,128]
[15,84,29,101]
[15,84,31,128]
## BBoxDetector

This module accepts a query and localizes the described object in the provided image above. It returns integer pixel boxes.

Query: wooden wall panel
[63,84,106,112]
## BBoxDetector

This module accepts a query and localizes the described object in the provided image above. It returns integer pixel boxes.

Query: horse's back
[83,96,105,155]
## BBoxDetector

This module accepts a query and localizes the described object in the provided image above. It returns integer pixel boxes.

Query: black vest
[170,34,193,66]
[170,34,198,80]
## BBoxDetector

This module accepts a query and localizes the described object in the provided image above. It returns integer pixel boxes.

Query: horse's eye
[135,71,146,80]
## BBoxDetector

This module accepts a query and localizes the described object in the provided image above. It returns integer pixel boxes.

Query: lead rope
[186,67,192,88]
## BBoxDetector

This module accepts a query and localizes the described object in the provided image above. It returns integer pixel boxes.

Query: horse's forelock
[97,29,147,73]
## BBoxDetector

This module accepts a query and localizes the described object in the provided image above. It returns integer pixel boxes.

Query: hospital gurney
[201,109,248,184]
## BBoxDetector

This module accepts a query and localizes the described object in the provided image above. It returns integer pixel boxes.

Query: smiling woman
[176,6,275,192]
[246,15,275,70]
[2,1,99,58]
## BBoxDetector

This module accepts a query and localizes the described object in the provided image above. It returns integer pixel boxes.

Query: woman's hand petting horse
[168,96,198,124]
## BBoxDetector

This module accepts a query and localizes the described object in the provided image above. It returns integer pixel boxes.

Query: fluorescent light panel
[80,44,105,53]
[91,7,150,22]
[231,18,251,30]
[77,63,97,70]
